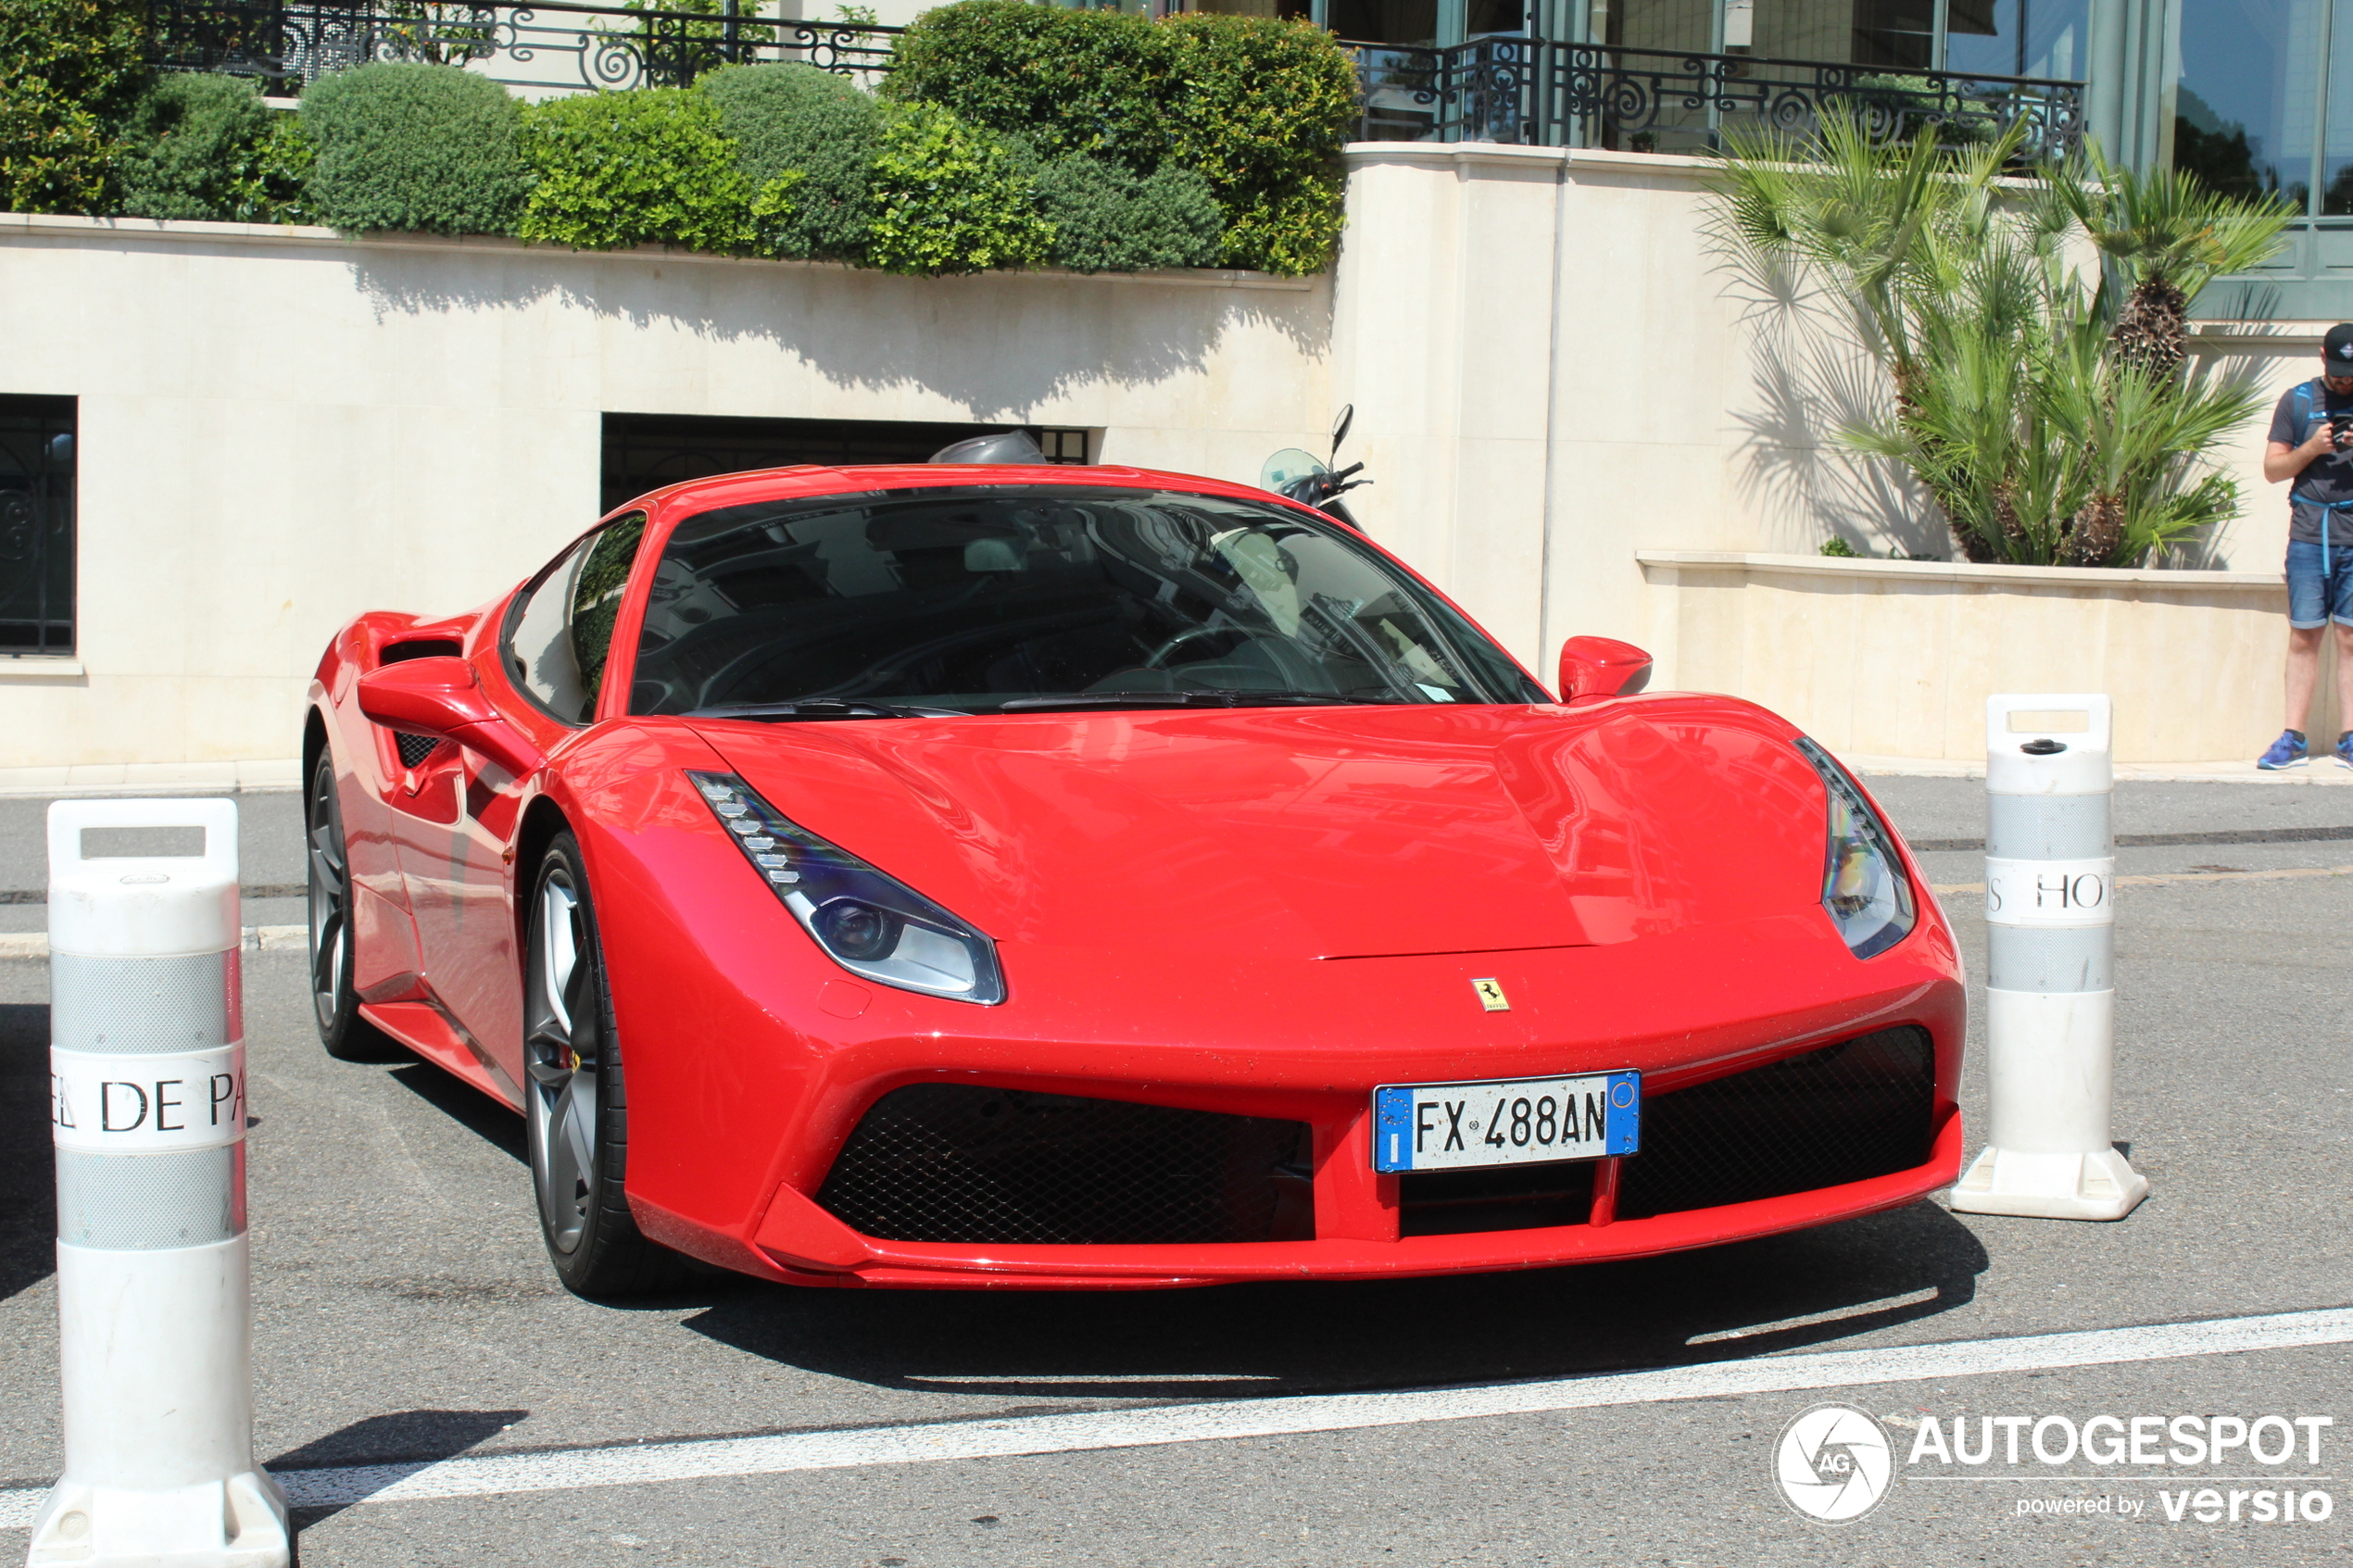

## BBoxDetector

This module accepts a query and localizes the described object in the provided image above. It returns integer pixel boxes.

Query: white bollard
[1949,696,2149,1222]
[29,800,289,1568]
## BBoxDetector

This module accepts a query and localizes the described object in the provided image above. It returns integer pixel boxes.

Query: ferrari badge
[1472,978,1510,1012]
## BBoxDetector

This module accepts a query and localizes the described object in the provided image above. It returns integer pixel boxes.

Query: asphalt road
[0,773,2348,1565]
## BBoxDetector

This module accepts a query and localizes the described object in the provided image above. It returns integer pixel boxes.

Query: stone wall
[0,214,1330,770]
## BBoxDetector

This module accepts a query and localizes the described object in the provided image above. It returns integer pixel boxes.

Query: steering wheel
[1143,626,1234,670]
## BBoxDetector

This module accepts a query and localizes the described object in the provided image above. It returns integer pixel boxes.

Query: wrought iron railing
[147,0,900,95]
[1346,37,2084,159]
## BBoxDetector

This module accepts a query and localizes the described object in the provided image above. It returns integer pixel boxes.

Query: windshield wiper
[684,699,964,721]
[995,690,1381,712]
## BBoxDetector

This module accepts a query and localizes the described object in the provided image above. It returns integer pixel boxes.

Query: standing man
[2259,323,2353,769]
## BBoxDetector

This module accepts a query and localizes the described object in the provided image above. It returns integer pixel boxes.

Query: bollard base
[24,1471,288,1568]
[1948,1145,2148,1222]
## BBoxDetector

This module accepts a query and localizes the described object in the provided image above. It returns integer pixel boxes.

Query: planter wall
[1636,551,2316,765]
[0,213,1329,771]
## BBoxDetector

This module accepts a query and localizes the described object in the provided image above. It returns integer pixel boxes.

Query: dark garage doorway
[601,413,1090,516]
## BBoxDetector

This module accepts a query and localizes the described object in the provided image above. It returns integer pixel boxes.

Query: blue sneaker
[2338,732,2353,770]
[2259,729,2309,769]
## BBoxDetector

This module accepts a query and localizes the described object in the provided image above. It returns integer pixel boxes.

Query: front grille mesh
[1617,1025,1936,1221]
[393,732,441,769]
[1400,1160,1597,1237]
[816,1085,1314,1246]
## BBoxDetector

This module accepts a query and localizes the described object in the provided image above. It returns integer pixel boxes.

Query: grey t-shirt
[2271,378,2353,543]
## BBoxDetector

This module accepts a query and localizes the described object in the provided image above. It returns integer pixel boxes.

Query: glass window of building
[0,397,75,657]
[1938,0,2087,79]
[2175,0,2334,210]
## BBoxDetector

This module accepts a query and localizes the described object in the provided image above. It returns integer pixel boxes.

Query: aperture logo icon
[1777,1404,1894,1523]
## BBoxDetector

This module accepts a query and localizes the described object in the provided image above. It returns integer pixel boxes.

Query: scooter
[1260,405,1370,530]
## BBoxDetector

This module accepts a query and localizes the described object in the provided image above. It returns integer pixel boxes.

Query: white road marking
[3,1303,2349,1527]
[913,1373,1283,1385]
[1685,1286,1940,1344]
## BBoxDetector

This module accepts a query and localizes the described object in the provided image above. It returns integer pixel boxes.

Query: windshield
[628,486,1543,716]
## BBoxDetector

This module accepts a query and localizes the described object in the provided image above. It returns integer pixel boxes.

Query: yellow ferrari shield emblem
[1472,978,1510,1012]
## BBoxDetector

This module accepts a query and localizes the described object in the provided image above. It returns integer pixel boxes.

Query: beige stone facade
[0,144,2323,775]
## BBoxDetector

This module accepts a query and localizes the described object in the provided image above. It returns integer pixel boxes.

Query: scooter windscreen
[1260,447,1327,495]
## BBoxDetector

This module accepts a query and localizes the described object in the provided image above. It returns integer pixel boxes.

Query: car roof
[606,463,1291,528]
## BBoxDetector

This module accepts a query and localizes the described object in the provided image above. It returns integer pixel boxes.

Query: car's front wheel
[524,832,685,1298]
[307,747,396,1062]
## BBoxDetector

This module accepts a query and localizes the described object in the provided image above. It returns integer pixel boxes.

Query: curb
[0,924,305,960]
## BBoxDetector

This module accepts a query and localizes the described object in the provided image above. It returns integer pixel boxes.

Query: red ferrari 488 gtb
[305,462,1963,1298]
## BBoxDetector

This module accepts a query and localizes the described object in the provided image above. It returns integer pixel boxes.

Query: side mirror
[1556,636,1654,705]
[1330,403,1353,457]
[357,657,545,778]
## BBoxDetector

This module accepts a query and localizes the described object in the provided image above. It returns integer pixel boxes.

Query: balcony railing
[1345,37,2085,159]
[146,4,2082,164]
[147,0,900,95]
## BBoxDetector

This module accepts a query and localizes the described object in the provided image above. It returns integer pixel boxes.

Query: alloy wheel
[306,757,349,1032]
[525,869,601,1254]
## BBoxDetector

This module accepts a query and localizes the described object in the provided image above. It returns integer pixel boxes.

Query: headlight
[1793,738,1915,960]
[690,771,1005,1005]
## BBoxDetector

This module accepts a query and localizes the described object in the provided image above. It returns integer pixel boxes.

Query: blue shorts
[2287,538,2353,628]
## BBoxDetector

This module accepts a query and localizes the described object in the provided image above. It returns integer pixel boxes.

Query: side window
[505,513,647,725]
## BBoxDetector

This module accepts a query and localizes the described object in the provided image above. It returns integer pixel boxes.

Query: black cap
[2323,324,2353,378]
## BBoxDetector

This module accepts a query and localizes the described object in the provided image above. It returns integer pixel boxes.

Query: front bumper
[747,1115,1963,1290]
[608,886,1967,1289]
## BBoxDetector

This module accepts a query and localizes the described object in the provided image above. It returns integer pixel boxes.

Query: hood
[692,700,1829,960]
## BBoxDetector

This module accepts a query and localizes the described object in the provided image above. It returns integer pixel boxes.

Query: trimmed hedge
[1033,154,1221,273]
[301,63,530,233]
[1156,13,1353,275]
[885,1,1355,275]
[866,101,1049,275]
[117,74,308,223]
[0,0,149,214]
[12,0,1353,276]
[884,6,1169,172]
[519,86,778,252]
[702,62,882,261]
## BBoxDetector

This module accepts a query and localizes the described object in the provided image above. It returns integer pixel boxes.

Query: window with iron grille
[0,396,74,657]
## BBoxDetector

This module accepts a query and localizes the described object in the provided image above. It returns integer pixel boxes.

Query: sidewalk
[1846,754,2353,784]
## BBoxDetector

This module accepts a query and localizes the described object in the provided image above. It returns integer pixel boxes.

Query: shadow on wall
[340,244,1332,424]
[1718,251,1949,560]
[1721,253,2280,570]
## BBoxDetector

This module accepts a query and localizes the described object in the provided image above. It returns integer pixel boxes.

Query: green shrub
[0,0,149,214]
[302,63,529,233]
[702,62,881,260]
[521,86,779,252]
[866,100,1050,275]
[1033,154,1221,272]
[116,74,307,222]
[1158,14,1355,274]
[885,2,1354,276]
[883,2,1169,171]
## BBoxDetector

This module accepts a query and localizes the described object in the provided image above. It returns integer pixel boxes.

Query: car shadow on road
[675,1199,1988,1402]
[384,1060,527,1164]
[0,1002,55,1302]
[265,1408,530,1535]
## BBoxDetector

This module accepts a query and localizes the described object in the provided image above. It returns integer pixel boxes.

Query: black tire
[307,747,399,1063]
[523,832,686,1298]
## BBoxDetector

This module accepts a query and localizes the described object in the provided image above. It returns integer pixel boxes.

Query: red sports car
[304,462,1963,1298]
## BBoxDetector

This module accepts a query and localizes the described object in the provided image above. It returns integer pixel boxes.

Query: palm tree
[1703,110,2288,567]
[2048,153,2295,382]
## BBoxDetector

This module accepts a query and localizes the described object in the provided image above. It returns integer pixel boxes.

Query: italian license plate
[1372,1072,1640,1173]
